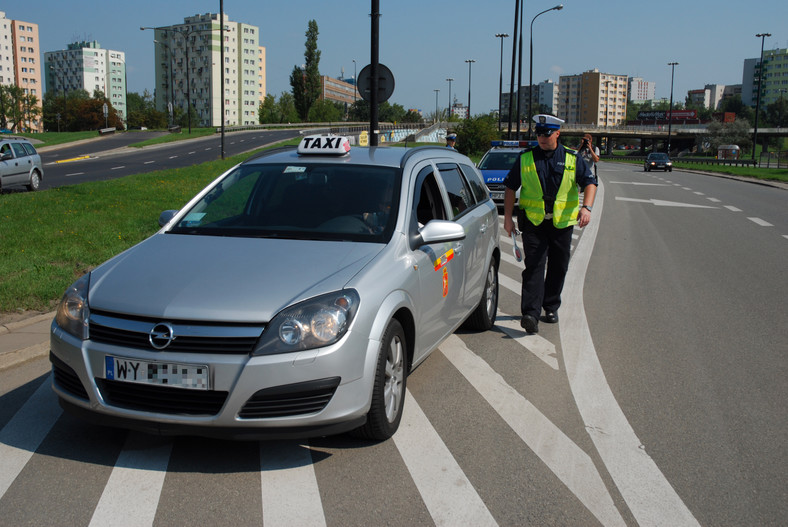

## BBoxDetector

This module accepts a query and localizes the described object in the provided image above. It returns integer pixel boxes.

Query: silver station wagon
[50,135,500,440]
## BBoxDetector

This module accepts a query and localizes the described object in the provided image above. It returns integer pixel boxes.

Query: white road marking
[724,205,742,212]
[694,192,705,196]
[169,155,178,159]
[495,313,559,370]
[65,172,84,177]
[562,181,700,526]
[394,391,497,527]
[609,181,670,186]
[616,197,716,209]
[260,442,326,527]
[707,197,721,203]
[0,377,62,497]
[188,151,196,155]
[110,166,125,170]
[144,160,155,165]
[89,433,172,527]
[748,217,773,227]
[440,335,625,526]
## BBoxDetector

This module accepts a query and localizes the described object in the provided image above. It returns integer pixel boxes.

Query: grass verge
[0,139,298,315]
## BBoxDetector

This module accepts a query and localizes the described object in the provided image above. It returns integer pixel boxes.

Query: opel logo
[149,322,176,350]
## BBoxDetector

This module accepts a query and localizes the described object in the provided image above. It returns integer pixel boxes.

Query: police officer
[503,115,597,334]
[446,133,457,149]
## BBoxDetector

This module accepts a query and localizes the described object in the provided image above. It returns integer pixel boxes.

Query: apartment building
[742,48,788,108]
[149,12,265,127]
[558,69,628,126]
[0,11,43,132]
[628,77,656,102]
[44,41,127,121]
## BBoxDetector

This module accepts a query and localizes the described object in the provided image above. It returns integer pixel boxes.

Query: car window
[10,143,27,158]
[460,163,490,203]
[413,165,447,226]
[22,142,37,156]
[170,163,399,243]
[0,143,12,157]
[437,163,473,218]
[479,151,520,170]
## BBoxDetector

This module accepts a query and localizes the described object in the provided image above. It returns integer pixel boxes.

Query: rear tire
[27,170,41,191]
[463,258,498,331]
[352,319,407,441]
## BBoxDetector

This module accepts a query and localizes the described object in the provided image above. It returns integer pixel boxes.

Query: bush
[454,114,500,157]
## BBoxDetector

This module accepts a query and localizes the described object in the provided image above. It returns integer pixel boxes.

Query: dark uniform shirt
[505,144,597,213]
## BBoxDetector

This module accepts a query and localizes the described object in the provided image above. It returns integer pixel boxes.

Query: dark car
[644,152,672,172]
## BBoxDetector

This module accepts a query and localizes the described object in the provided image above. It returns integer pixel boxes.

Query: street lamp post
[666,62,678,155]
[603,80,610,127]
[434,89,440,124]
[753,32,771,162]
[465,59,475,118]
[446,77,454,119]
[153,39,175,126]
[527,4,563,139]
[495,33,509,132]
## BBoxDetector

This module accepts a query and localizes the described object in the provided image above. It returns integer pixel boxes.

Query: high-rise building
[628,77,656,102]
[742,48,788,107]
[148,12,265,127]
[0,11,43,132]
[558,69,628,126]
[44,41,127,122]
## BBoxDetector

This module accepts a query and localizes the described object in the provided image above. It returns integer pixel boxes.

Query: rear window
[22,142,37,156]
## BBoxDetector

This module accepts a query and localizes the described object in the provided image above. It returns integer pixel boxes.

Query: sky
[8,0,787,116]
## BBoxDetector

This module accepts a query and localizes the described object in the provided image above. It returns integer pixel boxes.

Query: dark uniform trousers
[517,209,574,318]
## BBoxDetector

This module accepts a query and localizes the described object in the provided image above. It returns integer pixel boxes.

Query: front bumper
[49,320,379,440]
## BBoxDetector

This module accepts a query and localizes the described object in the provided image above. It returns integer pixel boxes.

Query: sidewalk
[0,312,54,372]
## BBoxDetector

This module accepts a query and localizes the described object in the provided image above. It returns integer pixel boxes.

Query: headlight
[252,290,360,356]
[55,273,90,340]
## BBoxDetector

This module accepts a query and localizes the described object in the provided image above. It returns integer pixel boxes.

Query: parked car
[0,137,43,191]
[50,134,501,441]
[477,140,534,207]
[644,152,673,172]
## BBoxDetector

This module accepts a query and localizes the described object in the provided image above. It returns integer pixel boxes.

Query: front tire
[353,319,407,441]
[464,258,498,330]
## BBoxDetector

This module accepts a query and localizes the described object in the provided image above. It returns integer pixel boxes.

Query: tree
[276,92,299,123]
[454,114,499,156]
[719,95,754,123]
[290,20,321,121]
[348,99,369,122]
[765,97,787,128]
[259,94,279,124]
[697,118,752,154]
[307,98,342,122]
[401,110,423,123]
[379,102,407,123]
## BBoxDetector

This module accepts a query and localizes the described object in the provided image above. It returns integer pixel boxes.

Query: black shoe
[542,311,558,324]
[520,314,539,334]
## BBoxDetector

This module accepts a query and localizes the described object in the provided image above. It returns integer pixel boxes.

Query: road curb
[0,311,55,335]
[0,341,49,372]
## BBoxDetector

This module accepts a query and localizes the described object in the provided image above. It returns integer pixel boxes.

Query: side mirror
[158,210,178,227]
[418,220,465,246]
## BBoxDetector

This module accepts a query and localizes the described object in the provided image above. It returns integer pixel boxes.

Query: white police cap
[446,133,457,140]
[533,114,564,130]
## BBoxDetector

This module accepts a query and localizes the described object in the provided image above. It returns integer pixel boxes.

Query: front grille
[96,378,228,415]
[50,353,90,400]
[88,311,264,355]
[238,377,341,419]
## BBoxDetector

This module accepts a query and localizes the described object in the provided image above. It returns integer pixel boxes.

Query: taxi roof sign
[298,134,351,156]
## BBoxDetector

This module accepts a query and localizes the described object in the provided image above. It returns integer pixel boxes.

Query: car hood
[88,233,383,322]
[481,169,509,184]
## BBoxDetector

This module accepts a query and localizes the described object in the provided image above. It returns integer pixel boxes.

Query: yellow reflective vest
[518,149,579,228]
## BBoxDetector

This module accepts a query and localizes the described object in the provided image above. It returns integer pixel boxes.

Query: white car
[50,134,500,441]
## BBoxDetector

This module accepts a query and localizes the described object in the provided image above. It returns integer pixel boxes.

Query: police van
[476,140,535,207]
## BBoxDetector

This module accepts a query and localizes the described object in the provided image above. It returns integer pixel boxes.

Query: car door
[6,143,30,185]
[409,163,466,362]
[459,162,497,306]
[436,162,487,312]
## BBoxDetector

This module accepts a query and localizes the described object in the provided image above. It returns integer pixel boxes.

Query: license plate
[490,191,504,201]
[105,356,209,390]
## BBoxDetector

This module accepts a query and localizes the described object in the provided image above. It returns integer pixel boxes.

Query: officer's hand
[503,216,515,236]
[577,208,591,228]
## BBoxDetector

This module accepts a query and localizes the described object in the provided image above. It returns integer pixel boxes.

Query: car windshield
[479,151,520,171]
[168,162,400,243]
[649,153,669,160]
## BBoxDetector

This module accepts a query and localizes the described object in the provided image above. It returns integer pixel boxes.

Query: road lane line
[169,156,178,159]
[724,205,742,212]
[494,312,559,370]
[260,442,326,527]
[394,391,497,527]
[65,172,84,177]
[440,335,625,526]
[707,197,721,203]
[0,376,62,497]
[561,180,700,526]
[144,160,155,165]
[110,166,125,170]
[89,433,172,527]
[747,217,773,227]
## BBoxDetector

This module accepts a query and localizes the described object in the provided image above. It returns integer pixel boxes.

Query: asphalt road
[0,162,786,525]
[38,128,300,190]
